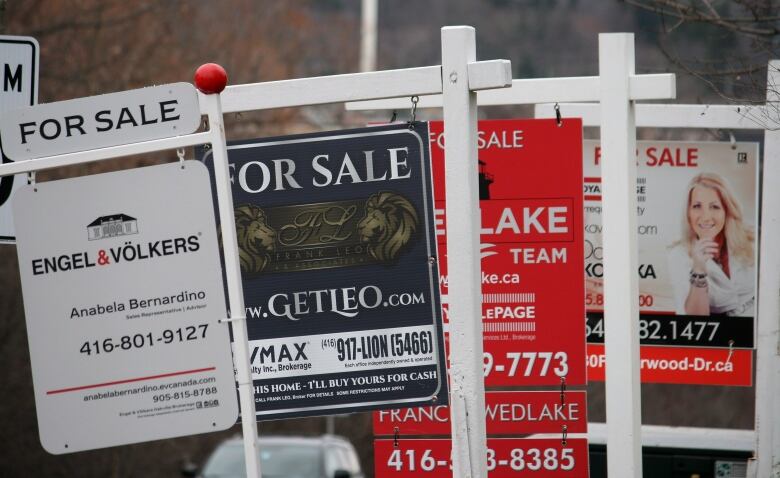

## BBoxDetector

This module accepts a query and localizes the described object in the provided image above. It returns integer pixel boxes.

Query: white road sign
[0,35,38,242]
[0,82,201,161]
[13,161,238,453]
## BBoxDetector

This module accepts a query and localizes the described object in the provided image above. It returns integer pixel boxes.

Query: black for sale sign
[201,123,447,419]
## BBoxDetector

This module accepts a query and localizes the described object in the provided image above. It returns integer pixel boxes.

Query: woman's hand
[691,238,719,272]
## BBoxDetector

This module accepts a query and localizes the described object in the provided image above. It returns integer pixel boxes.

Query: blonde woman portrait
[667,172,755,316]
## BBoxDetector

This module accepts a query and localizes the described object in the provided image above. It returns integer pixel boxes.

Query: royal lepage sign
[431,119,586,386]
[375,438,589,478]
[373,390,587,435]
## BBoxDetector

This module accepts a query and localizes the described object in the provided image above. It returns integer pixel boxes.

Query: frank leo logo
[737,152,748,164]
[235,191,420,275]
[87,213,139,241]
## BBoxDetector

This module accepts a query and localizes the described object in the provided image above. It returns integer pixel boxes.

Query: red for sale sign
[375,438,589,478]
[373,391,587,435]
[431,119,586,386]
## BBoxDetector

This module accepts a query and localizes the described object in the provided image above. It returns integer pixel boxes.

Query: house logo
[87,214,139,241]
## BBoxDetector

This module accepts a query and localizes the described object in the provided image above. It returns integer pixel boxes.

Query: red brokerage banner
[431,119,586,386]
[375,438,589,478]
[373,391,587,435]
[587,344,752,386]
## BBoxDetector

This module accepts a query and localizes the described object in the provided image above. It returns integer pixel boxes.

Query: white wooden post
[598,33,643,477]
[360,0,378,72]
[441,26,488,478]
[200,92,263,478]
[753,60,780,478]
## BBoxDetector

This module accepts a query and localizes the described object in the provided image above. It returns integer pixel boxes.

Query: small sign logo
[87,214,138,241]
[235,191,419,275]
[737,152,747,163]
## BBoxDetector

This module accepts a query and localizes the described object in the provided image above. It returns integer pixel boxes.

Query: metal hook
[726,339,735,365]
[554,103,563,127]
[393,427,399,448]
[177,148,186,169]
[408,96,419,129]
[561,425,568,446]
[728,131,737,150]
[27,171,37,191]
[560,376,567,405]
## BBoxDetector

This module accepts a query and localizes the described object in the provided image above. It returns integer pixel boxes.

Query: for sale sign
[582,140,758,386]
[0,83,201,161]
[13,161,238,453]
[430,119,586,386]
[375,438,589,478]
[373,391,587,435]
[201,123,447,419]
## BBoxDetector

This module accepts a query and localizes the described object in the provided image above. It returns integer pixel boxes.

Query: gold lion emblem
[234,204,277,274]
[357,192,419,262]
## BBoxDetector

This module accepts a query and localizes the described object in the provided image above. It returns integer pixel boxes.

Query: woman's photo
[667,172,755,316]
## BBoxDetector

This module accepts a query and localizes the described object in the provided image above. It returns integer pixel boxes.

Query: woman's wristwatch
[689,270,708,288]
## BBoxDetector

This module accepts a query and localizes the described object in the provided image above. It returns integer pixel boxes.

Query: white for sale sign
[0,82,200,161]
[0,35,38,242]
[13,161,238,453]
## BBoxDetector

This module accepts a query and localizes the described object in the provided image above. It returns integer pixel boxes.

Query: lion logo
[357,192,419,262]
[234,204,277,274]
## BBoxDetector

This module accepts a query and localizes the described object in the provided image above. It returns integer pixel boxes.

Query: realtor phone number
[585,316,720,345]
[153,386,218,403]
[484,351,568,378]
[79,324,208,356]
[387,447,575,473]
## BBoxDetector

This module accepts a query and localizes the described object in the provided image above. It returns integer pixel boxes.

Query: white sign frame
[534,91,780,478]
[0,26,512,478]
[347,33,676,478]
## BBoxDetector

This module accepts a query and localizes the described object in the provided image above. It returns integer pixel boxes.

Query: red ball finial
[194,63,228,94]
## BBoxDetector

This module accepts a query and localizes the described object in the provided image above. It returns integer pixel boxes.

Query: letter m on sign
[4,64,21,92]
